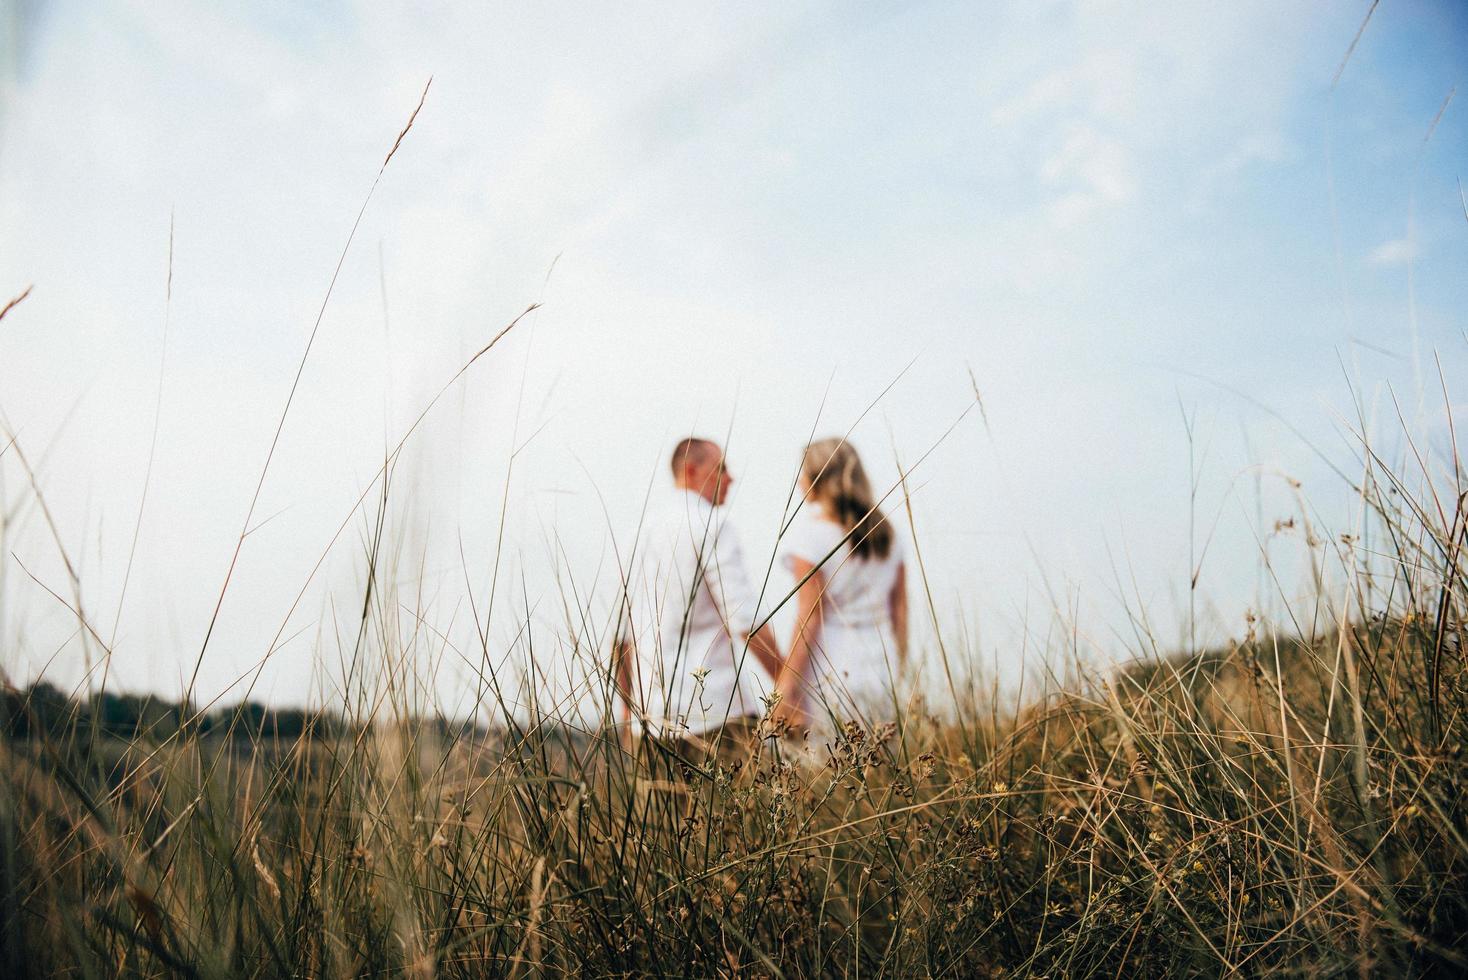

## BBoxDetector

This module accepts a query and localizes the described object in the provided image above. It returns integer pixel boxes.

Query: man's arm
[611,634,637,751]
[612,637,634,718]
[702,518,784,680]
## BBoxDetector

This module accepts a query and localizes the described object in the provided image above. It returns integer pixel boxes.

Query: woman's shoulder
[881,519,906,564]
[780,508,847,566]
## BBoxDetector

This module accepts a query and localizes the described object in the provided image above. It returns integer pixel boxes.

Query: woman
[776,438,908,731]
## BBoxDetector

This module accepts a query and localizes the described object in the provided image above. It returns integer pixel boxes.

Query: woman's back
[781,511,901,624]
[779,508,904,714]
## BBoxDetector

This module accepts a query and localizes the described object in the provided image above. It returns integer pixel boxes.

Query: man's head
[671,437,732,506]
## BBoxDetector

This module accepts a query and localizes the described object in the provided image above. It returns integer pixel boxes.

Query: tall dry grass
[0,396,1464,977]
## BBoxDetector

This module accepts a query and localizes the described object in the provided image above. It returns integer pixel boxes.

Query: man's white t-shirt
[618,489,773,737]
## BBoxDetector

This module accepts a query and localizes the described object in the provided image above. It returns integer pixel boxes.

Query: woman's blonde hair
[800,438,893,560]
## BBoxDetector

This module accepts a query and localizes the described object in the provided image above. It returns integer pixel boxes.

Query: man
[614,437,784,764]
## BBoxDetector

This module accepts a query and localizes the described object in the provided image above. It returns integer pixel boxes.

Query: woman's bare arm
[780,559,825,713]
[889,562,908,665]
[742,623,785,682]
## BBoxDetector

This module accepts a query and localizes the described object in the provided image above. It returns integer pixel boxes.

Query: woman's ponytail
[800,439,893,561]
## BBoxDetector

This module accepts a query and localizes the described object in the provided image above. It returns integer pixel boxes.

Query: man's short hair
[670,437,718,476]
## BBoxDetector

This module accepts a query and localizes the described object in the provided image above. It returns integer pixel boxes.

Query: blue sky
[0,1,1464,712]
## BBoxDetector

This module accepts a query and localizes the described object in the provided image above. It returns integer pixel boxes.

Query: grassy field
[1,420,1465,978]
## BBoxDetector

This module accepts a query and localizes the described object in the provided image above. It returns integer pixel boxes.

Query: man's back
[620,489,770,737]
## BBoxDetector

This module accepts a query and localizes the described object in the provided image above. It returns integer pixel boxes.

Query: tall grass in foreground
[0,410,1464,978]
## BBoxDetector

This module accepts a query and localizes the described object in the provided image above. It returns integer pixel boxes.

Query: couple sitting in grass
[614,436,909,764]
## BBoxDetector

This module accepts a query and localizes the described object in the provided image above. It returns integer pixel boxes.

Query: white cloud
[1184,131,1289,214]
[1367,238,1419,266]
[0,0,1457,717]
[1039,123,1135,226]
[990,69,1072,128]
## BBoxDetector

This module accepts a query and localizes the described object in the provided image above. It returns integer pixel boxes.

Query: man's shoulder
[633,490,715,552]
[652,490,721,529]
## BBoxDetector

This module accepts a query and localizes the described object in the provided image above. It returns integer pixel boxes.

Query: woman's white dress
[778,509,905,728]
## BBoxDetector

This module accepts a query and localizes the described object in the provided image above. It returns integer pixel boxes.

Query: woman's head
[799,438,893,561]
